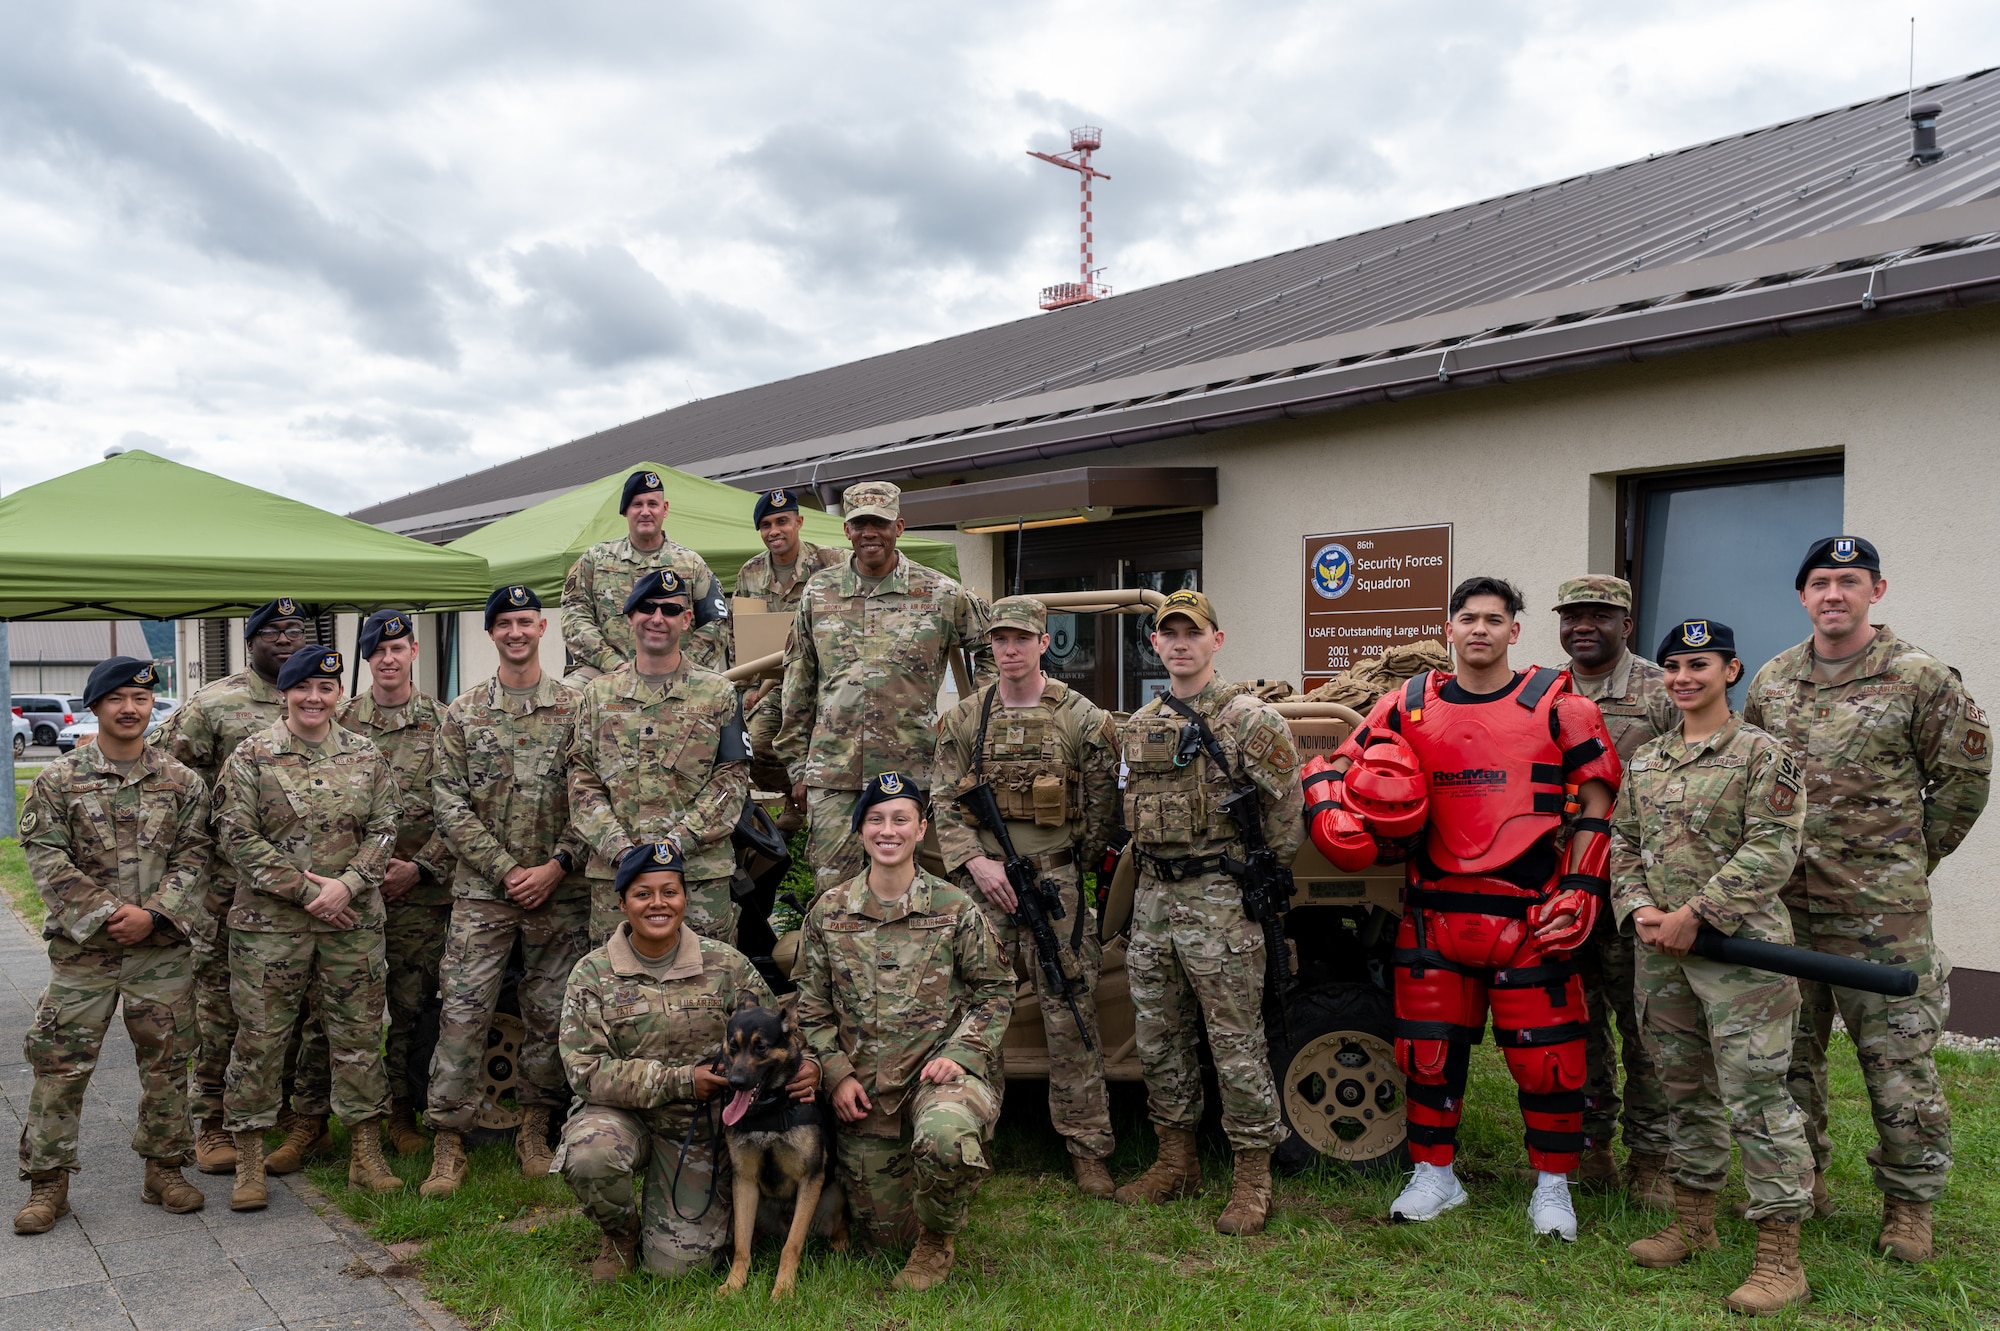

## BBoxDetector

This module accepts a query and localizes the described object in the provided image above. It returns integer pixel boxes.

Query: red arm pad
[1303,756,1376,871]
[1554,694,1623,795]
[1532,816,1611,952]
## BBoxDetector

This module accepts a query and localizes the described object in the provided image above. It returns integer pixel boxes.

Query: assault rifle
[954,781,1094,1049]
[1159,695,1295,1050]
[1691,927,1918,998]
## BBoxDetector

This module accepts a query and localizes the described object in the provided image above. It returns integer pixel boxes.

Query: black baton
[1691,926,1919,998]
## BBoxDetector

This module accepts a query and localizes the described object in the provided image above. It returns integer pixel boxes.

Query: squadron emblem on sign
[1310,543,1355,600]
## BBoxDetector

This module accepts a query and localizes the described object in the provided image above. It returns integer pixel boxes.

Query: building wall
[454,608,568,692]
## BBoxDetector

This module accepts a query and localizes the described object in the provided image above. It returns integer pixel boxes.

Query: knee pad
[1396,1036,1453,1083]
[1503,1038,1588,1097]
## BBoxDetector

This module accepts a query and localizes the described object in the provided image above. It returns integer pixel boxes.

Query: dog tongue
[722,1088,757,1127]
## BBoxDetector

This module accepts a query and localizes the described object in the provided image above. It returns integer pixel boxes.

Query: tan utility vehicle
[729,590,1411,1175]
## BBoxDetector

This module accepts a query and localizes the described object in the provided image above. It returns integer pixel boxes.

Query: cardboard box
[731,598,792,663]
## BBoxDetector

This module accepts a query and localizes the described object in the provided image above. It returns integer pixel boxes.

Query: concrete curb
[279,1171,472,1331]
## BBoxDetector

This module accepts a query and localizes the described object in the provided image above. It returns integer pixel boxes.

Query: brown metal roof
[354,71,2000,533]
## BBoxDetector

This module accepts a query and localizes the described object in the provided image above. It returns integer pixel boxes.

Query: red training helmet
[1302,757,1377,871]
[1342,732,1429,837]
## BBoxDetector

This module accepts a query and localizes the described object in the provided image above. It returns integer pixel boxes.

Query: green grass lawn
[1,834,42,929]
[306,1035,2000,1330]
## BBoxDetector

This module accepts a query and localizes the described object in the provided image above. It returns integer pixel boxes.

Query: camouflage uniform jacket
[1118,677,1305,863]
[735,540,848,613]
[215,721,397,933]
[794,868,1013,1114]
[776,552,994,791]
[1610,716,1805,942]
[19,743,214,948]
[931,678,1120,873]
[560,924,771,1136]
[336,690,454,904]
[567,659,751,882]
[1743,626,1992,914]
[149,668,287,788]
[1568,650,1680,763]
[432,674,588,903]
[562,535,732,674]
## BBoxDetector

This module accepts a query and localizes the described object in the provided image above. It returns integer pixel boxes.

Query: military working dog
[716,993,847,1299]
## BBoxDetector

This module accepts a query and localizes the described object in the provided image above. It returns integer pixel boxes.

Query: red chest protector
[1392,667,1573,875]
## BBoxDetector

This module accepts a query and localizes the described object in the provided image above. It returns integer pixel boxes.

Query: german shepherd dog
[716,993,847,1299]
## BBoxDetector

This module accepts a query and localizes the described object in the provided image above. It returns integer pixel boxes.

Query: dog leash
[669,1061,726,1224]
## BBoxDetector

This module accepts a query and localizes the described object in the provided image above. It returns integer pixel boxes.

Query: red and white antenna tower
[1029,126,1110,311]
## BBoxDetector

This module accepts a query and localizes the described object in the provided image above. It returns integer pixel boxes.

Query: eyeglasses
[254,624,307,642]
[634,601,688,618]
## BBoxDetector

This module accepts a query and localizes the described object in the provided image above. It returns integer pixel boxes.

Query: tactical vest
[1120,705,1238,850]
[953,686,1084,828]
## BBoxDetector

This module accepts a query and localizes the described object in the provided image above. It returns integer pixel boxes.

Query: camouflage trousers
[1635,945,1813,1221]
[224,926,388,1131]
[190,921,237,1123]
[1124,872,1284,1152]
[745,685,790,795]
[1577,914,1671,1155]
[960,865,1114,1161]
[838,1073,1000,1246]
[20,938,195,1177]
[385,904,451,1102]
[1785,908,1952,1202]
[425,894,590,1133]
[804,786,868,899]
[557,1106,731,1276]
[590,876,737,951]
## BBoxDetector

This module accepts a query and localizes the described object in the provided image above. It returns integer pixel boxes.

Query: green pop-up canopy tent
[0,451,494,620]
[447,461,959,597]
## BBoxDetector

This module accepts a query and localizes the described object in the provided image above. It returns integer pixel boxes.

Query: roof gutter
[717,239,2000,492]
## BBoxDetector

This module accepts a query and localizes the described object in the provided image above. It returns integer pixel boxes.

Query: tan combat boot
[142,1158,205,1214]
[1071,1153,1115,1200]
[1629,1183,1721,1267]
[348,1118,404,1193]
[590,1227,640,1282]
[1878,1198,1933,1263]
[194,1117,237,1174]
[231,1131,268,1212]
[385,1100,428,1156]
[516,1105,555,1179]
[1624,1151,1674,1209]
[421,1129,468,1199]
[1734,1168,1832,1220]
[1578,1142,1619,1191]
[264,1113,327,1175]
[1214,1149,1273,1236]
[1726,1218,1810,1315]
[13,1172,70,1234]
[890,1228,956,1291]
[1112,1126,1201,1206]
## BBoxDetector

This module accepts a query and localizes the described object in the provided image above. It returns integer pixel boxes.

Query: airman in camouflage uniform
[1553,574,1679,1198]
[556,846,777,1280]
[1112,591,1302,1237]
[568,568,752,946]
[148,597,305,1172]
[562,468,731,681]
[216,646,402,1207]
[336,610,454,1154]
[736,488,848,790]
[776,481,992,896]
[794,774,1013,1280]
[16,658,212,1234]
[424,586,592,1196]
[932,596,1120,1193]
[1742,536,1990,1262]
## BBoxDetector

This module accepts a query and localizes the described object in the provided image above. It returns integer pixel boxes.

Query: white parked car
[11,711,28,759]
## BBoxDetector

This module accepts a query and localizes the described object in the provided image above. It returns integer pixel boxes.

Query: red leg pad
[1490,972,1588,1172]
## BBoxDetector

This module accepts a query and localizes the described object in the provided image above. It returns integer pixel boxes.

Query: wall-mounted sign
[1302,523,1452,690]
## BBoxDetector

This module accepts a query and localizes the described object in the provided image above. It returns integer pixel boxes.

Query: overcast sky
[4,0,1997,514]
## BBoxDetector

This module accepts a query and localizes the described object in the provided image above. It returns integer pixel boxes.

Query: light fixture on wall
[959,506,1111,535]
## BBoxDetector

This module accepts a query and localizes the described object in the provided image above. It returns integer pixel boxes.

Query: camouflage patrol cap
[987,595,1047,636]
[1552,575,1634,612]
[1155,588,1216,631]
[841,480,901,523]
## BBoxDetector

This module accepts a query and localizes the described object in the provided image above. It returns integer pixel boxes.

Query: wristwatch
[552,849,575,873]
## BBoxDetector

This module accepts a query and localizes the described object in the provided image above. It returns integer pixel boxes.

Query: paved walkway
[0,905,463,1331]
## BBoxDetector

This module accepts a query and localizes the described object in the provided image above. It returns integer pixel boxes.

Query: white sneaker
[1529,1171,1577,1241]
[1390,1162,1468,1222]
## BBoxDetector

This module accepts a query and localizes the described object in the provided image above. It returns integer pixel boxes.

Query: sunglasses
[635,600,689,618]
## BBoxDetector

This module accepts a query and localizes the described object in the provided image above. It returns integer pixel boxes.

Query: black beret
[623,568,691,615]
[82,656,160,709]
[244,597,306,639]
[615,841,685,895]
[849,770,926,831]
[357,609,414,661]
[753,488,801,527]
[619,469,666,514]
[1656,619,1737,662]
[1795,535,1881,589]
[484,584,543,629]
[276,645,343,690]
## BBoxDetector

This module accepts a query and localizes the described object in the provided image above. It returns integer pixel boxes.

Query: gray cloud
[511,242,696,368]
[0,363,56,403]
[291,410,470,455]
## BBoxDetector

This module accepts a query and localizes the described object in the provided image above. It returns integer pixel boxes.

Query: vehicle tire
[1269,982,1408,1177]
[11,733,22,759]
[33,725,55,747]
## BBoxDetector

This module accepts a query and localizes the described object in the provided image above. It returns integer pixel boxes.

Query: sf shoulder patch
[1768,752,1804,815]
